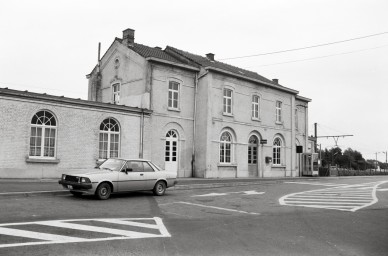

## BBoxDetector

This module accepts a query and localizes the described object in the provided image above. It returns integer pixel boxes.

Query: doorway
[248,135,259,177]
[165,130,178,174]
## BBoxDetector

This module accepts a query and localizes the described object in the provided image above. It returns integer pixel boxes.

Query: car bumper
[58,179,93,190]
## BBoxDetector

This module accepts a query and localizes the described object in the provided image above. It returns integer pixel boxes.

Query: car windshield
[99,159,125,172]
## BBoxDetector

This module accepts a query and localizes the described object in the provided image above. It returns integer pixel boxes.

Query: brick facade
[0,89,151,178]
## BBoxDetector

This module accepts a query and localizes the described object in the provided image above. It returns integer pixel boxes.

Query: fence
[319,167,388,176]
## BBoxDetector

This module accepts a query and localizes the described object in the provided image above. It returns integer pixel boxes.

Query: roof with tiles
[165,46,275,85]
[116,38,193,66]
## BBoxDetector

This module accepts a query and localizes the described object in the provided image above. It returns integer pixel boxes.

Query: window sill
[275,121,283,125]
[168,107,181,112]
[272,165,286,168]
[223,113,233,117]
[26,158,60,164]
[218,163,238,167]
[252,117,261,122]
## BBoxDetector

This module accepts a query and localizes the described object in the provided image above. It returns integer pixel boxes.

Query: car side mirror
[125,168,133,174]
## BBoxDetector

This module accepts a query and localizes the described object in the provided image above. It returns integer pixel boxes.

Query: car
[58,158,178,200]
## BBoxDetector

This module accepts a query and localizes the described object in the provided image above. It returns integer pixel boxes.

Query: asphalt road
[0,176,387,256]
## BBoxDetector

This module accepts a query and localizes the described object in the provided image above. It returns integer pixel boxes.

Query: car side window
[125,161,144,172]
[143,162,155,172]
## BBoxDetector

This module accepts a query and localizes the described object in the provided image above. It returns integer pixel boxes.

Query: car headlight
[80,177,91,183]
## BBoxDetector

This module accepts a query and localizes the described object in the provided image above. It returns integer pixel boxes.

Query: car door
[118,160,147,192]
[142,161,160,189]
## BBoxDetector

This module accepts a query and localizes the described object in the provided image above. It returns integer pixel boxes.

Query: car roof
[110,158,151,162]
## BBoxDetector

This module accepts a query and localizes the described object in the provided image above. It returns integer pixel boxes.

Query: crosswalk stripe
[39,221,158,238]
[284,198,371,202]
[96,219,160,230]
[0,227,83,242]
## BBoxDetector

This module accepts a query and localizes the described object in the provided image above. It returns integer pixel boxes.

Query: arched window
[273,137,282,165]
[29,110,57,158]
[165,130,178,162]
[99,118,120,159]
[220,131,232,163]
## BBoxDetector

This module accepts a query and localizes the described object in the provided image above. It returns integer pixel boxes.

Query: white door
[165,130,178,174]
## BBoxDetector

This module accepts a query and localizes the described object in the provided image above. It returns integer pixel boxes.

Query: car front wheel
[153,181,166,196]
[95,182,111,200]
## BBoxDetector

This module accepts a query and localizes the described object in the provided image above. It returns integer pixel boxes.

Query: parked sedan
[58,158,178,200]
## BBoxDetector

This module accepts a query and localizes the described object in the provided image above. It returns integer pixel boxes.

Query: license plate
[67,185,73,189]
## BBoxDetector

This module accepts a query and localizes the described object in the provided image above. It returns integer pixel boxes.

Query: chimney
[122,28,135,47]
[272,79,279,84]
[206,53,215,61]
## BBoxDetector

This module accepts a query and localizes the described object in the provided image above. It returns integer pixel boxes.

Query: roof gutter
[146,57,200,72]
[0,88,152,116]
[296,95,312,102]
[204,67,299,94]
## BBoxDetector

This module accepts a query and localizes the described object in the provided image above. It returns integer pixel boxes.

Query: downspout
[192,70,208,178]
[192,73,198,177]
[139,110,144,158]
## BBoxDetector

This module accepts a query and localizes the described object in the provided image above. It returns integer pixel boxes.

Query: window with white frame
[273,137,282,165]
[112,83,120,104]
[248,135,258,164]
[99,118,120,159]
[276,101,282,123]
[252,95,260,119]
[219,131,232,163]
[168,81,180,110]
[223,88,233,115]
[29,110,57,158]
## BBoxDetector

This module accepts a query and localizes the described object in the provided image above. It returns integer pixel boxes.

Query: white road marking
[175,201,260,215]
[193,193,228,197]
[39,221,158,238]
[0,217,170,248]
[0,227,83,242]
[284,182,348,187]
[192,190,265,197]
[378,188,388,191]
[280,181,388,212]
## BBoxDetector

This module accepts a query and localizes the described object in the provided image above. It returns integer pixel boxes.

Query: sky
[1,0,387,162]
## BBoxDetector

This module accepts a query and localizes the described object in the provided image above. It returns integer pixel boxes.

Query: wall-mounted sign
[260,139,267,144]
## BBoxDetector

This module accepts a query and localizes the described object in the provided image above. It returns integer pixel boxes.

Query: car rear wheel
[153,181,166,196]
[95,183,111,200]
[70,191,83,197]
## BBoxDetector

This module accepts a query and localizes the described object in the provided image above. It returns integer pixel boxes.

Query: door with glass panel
[165,130,178,174]
[248,135,259,177]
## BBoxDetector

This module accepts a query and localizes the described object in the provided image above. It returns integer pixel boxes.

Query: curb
[0,179,290,198]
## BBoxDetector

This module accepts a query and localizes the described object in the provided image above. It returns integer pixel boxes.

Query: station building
[87,28,312,178]
[0,28,312,179]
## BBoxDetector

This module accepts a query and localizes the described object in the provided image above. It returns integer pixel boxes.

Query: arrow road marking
[0,217,170,248]
[192,190,265,197]
[280,181,388,212]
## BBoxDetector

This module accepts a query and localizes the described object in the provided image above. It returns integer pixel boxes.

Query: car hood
[66,169,115,177]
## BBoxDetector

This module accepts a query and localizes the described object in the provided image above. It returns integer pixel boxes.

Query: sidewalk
[0,177,314,197]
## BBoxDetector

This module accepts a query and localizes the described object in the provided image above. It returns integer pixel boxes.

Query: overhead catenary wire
[248,44,388,68]
[219,31,388,60]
